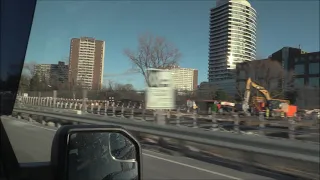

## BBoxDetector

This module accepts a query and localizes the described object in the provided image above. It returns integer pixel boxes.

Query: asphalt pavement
[2,117,275,180]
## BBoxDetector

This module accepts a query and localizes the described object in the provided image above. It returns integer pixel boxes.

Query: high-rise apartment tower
[68,37,105,90]
[208,0,257,82]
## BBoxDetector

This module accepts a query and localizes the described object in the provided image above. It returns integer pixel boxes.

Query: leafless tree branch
[247,59,293,98]
[124,33,181,86]
[23,61,37,78]
[235,85,244,101]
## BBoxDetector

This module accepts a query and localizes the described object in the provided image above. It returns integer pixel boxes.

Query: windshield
[1,0,319,180]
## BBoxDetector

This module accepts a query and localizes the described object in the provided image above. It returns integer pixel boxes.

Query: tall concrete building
[68,37,105,90]
[208,0,257,83]
[170,66,198,91]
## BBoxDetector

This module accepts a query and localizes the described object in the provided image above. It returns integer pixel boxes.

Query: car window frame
[0,0,37,178]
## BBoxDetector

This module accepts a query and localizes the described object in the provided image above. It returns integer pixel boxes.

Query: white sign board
[146,69,175,109]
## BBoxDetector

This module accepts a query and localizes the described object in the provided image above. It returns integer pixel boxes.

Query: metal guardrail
[16,100,320,143]
[10,107,320,179]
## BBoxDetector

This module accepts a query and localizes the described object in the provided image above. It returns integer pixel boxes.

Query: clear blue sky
[25,0,320,90]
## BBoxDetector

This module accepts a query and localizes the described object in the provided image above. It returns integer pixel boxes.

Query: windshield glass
[2,0,319,179]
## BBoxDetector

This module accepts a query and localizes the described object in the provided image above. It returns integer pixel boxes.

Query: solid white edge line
[143,152,242,180]
[10,119,242,180]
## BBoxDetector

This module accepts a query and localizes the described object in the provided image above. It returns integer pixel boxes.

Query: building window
[294,64,305,75]
[309,63,319,74]
[309,77,319,87]
[294,78,305,88]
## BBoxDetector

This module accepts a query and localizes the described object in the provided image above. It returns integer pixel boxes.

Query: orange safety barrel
[287,105,297,117]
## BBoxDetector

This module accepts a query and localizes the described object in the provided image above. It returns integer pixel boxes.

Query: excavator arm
[242,78,272,115]
[250,82,271,100]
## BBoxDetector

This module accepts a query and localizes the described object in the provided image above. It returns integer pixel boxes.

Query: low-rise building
[35,61,69,85]
[268,46,308,91]
[293,51,320,88]
[293,51,319,108]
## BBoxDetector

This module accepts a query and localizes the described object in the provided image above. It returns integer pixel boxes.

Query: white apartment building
[171,67,198,91]
[208,0,257,82]
[208,0,257,96]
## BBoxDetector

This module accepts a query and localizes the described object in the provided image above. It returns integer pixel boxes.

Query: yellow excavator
[242,78,297,118]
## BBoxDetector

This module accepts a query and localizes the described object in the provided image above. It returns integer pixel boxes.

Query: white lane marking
[143,152,242,180]
[11,120,242,180]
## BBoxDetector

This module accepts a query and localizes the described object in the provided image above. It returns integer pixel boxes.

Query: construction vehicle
[242,78,297,118]
[251,96,265,115]
[250,96,292,116]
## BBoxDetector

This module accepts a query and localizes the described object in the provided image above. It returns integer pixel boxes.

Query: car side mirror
[50,125,142,180]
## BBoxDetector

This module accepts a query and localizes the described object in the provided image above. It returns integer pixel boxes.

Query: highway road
[2,117,276,180]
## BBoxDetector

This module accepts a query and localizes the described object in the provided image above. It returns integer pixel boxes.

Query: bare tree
[124,33,181,86]
[61,56,69,65]
[104,81,134,92]
[244,59,292,99]
[17,62,35,92]
[104,80,116,91]
[100,81,142,101]
[18,74,30,93]
[196,82,217,100]
[235,85,244,101]
[23,61,37,78]
[115,84,134,91]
